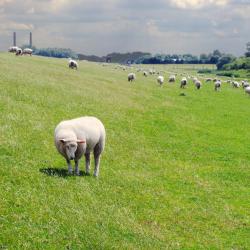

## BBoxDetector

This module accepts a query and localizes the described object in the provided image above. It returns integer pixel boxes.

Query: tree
[245,42,250,57]
[216,55,235,70]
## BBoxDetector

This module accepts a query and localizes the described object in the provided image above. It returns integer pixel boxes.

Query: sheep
[157,76,164,86]
[169,75,176,83]
[143,71,148,77]
[54,116,106,177]
[242,81,249,89]
[195,80,202,90]
[206,78,212,82]
[245,86,250,96]
[8,46,18,53]
[192,77,198,83]
[180,77,187,88]
[22,48,33,56]
[69,59,78,70]
[128,73,136,82]
[232,81,240,88]
[214,80,221,91]
[15,48,22,56]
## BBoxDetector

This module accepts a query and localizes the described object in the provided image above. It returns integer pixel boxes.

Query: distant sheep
[214,80,221,91]
[242,81,249,89]
[245,86,250,96]
[69,59,78,70]
[128,73,136,82]
[169,75,176,83]
[195,80,202,90]
[180,77,187,88]
[22,48,33,56]
[143,71,148,77]
[15,48,22,56]
[206,78,212,82]
[232,81,240,88]
[54,116,106,177]
[8,46,18,53]
[157,76,164,86]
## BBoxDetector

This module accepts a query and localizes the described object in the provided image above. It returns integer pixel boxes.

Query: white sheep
[68,59,78,70]
[169,75,176,83]
[214,80,221,91]
[54,116,106,177]
[143,71,148,77]
[15,48,22,56]
[157,76,164,86]
[242,81,249,89]
[245,86,250,96]
[22,48,33,56]
[232,81,240,88]
[180,77,187,88]
[195,80,202,90]
[128,73,136,82]
[8,46,18,53]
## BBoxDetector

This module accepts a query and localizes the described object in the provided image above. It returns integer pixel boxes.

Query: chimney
[13,32,16,46]
[29,32,32,48]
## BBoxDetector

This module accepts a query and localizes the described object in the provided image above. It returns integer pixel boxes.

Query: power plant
[12,31,33,47]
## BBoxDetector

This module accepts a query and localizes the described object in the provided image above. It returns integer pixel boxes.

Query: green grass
[0,53,249,249]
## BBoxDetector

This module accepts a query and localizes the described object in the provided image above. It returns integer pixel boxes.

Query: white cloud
[170,0,229,9]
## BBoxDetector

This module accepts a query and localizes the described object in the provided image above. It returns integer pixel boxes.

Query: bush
[197,69,212,74]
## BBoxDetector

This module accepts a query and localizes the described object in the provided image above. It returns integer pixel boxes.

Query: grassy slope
[0,53,249,249]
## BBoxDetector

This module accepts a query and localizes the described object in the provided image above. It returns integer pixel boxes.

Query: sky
[0,0,249,56]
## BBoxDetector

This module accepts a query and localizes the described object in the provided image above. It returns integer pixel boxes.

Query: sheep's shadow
[39,167,88,178]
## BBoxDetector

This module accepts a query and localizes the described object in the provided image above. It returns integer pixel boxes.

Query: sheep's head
[60,139,85,160]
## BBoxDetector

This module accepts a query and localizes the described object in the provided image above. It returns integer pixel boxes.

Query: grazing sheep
[15,48,22,56]
[192,77,198,84]
[195,80,202,90]
[242,81,249,89]
[8,46,18,53]
[245,86,250,96]
[169,75,176,83]
[214,80,221,91]
[128,73,136,82]
[143,71,148,77]
[180,77,187,88]
[54,116,106,177]
[69,59,78,70]
[22,48,33,56]
[232,81,240,88]
[157,76,164,86]
[206,78,212,82]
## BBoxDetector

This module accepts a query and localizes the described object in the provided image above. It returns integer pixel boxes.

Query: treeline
[135,50,232,66]
[78,51,151,63]
[20,45,78,59]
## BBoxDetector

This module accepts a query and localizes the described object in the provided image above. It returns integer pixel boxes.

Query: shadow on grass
[39,167,89,178]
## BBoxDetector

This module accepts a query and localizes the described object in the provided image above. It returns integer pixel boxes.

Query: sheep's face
[60,139,85,160]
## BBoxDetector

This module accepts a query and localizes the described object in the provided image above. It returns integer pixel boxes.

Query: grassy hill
[0,53,249,249]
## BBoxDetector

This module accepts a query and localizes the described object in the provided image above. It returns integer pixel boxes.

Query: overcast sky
[0,0,249,56]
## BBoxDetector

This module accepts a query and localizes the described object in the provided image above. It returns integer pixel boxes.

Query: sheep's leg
[94,144,102,177]
[85,153,91,175]
[75,159,80,176]
[67,159,73,174]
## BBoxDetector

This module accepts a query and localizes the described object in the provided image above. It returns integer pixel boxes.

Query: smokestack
[29,32,32,48]
[13,32,16,46]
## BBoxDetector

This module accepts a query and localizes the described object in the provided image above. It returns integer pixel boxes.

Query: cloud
[169,0,229,9]
[0,0,249,56]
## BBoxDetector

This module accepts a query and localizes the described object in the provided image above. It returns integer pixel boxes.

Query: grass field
[0,53,249,249]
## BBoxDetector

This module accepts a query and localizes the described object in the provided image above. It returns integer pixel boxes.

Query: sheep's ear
[60,139,66,143]
[77,140,85,144]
